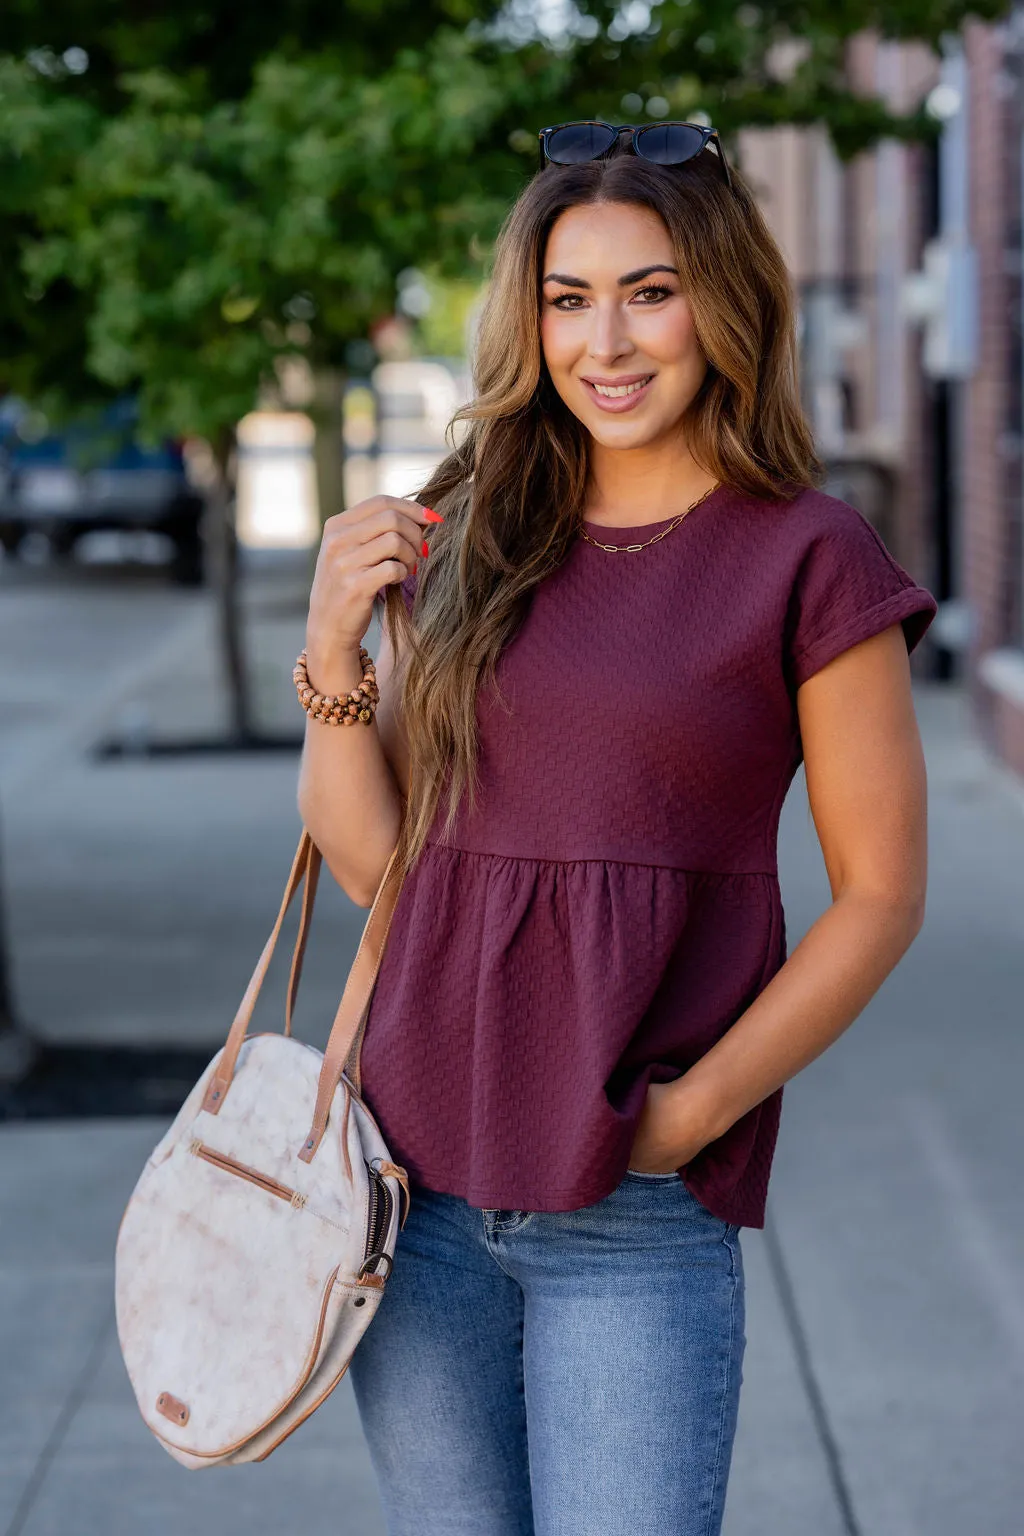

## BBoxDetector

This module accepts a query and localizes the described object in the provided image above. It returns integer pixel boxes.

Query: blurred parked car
[0,397,206,585]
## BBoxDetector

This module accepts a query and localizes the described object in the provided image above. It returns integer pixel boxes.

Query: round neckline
[579,483,729,545]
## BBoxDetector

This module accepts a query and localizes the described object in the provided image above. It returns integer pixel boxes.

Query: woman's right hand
[305,495,437,669]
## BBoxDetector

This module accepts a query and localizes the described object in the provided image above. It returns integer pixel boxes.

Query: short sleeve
[786,501,938,692]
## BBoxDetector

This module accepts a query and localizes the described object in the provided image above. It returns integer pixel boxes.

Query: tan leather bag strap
[201,828,405,1152]
[202,831,315,1114]
[285,841,321,1038]
[298,842,404,1162]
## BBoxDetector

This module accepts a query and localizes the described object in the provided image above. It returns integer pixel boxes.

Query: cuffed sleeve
[785,503,937,691]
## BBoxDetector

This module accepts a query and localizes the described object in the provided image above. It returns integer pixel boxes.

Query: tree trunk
[209,430,254,744]
[310,368,347,529]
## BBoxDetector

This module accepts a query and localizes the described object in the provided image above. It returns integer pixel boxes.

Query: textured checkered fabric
[362,484,937,1227]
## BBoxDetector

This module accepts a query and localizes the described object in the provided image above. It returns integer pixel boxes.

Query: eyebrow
[542,264,679,288]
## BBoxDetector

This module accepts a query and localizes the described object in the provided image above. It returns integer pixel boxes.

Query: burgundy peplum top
[361,483,938,1227]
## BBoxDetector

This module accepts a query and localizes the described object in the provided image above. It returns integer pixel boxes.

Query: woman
[297,122,937,1535]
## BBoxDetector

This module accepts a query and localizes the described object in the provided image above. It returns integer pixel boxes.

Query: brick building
[963,14,1024,776]
[736,15,1024,779]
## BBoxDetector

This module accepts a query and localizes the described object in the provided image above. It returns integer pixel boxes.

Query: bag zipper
[360,1161,394,1280]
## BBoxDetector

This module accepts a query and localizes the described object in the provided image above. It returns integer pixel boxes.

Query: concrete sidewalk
[0,1122,841,1536]
[2,571,1023,1534]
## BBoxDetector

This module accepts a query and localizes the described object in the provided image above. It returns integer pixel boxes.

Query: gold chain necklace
[577,482,720,553]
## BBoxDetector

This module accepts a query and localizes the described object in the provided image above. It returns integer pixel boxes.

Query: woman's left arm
[631,621,929,1173]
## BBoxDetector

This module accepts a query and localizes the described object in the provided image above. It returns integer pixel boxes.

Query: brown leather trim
[156,1392,189,1426]
[189,1142,352,1233]
[375,1160,411,1230]
[147,1266,341,1459]
[191,1142,299,1205]
[251,1358,357,1462]
[339,1087,353,1184]
[250,1284,382,1461]
[201,1072,231,1114]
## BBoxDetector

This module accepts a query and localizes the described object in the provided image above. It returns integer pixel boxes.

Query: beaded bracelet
[293,647,380,726]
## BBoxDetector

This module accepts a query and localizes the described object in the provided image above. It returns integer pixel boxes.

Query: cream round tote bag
[114,830,409,1468]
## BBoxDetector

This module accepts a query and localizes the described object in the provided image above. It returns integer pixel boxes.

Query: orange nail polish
[421,540,429,557]
[423,508,444,523]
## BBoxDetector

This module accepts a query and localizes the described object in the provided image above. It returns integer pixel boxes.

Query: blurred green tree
[1,0,503,106]
[0,0,1005,745]
[2,0,1005,432]
[0,0,1005,1060]
[0,32,568,740]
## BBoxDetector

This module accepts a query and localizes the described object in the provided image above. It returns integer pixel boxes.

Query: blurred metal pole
[0,806,38,1083]
[937,37,972,656]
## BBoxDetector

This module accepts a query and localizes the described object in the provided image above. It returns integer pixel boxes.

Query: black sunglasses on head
[538,120,732,190]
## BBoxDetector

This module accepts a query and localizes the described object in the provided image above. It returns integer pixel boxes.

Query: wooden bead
[295,647,379,725]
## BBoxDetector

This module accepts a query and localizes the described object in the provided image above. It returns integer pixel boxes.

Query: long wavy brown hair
[377,143,823,879]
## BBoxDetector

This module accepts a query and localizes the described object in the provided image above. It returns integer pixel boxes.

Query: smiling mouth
[586,375,654,399]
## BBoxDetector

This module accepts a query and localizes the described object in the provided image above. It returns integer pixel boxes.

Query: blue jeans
[349,1169,745,1535]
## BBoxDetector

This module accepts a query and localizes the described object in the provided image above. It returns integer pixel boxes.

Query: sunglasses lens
[545,123,618,164]
[634,123,707,165]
